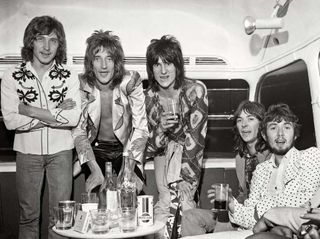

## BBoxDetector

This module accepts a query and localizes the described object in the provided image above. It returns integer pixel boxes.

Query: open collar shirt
[230,147,320,229]
[1,61,81,155]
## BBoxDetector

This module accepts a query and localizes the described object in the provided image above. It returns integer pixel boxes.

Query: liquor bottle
[98,161,118,212]
[117,152,137,209]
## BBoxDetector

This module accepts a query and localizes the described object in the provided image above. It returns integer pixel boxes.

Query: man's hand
[246,232,292,239]
[301,208,320,227]
[73,160,82,177]
[160,112,179,131]
[252,213,293,238]
[297,224,319,239]
[57,98,76,110]
[296,208,320,239]
[207,185,234,212]
[85,160,104,193]
[253,215,277,233]
[270,226,293,238]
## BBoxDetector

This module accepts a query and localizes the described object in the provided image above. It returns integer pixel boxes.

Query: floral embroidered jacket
[144,78,208,189]
[1,61,81,155]
[72,70,149,177]
[230,147,320,229]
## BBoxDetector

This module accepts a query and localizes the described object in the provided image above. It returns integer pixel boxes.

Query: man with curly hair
[1,16,81,239]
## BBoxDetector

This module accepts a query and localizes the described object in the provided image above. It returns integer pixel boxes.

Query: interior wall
[0,0,281,69]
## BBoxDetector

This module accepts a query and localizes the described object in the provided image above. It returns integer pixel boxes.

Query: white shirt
[230,147,320,229]
[1,62,81,155]
[267,152,290,195]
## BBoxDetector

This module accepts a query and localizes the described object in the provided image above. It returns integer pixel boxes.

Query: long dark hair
[233,100,266,157]
[146,35,185,91]
[21,16,66,64]
[83,30,125,89]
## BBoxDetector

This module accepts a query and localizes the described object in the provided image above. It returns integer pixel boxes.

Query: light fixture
[244,16,284,35]
[243,0,292,35]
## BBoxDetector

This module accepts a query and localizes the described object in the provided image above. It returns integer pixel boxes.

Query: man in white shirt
[182,103,320,235]
[227,103,320,228]
[1,16,81,239]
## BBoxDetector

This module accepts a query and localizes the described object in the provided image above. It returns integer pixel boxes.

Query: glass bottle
[98,161,118,212]
[117,152,137,209]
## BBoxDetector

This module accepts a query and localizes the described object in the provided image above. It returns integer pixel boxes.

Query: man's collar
[26,60,57,72]
[270,147,297,168]
[79,75,97,94]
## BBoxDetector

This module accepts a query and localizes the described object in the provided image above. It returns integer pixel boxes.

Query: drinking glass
[212,183,229,211]
[54,204,74,230]
[90,209,110,234]
[119,207,137,232]
[81,192,98,212]
[167,98,181,121]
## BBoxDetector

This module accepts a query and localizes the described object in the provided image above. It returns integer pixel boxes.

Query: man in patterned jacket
[1,16,81,239]
[72,30,149,193]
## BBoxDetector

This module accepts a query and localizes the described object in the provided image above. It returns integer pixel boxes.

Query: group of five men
[2,15,320,239]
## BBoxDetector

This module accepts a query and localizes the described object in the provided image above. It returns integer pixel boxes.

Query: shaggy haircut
[233,100,266,157]
[83,30,125,89]
[261,103,301,139]
[146,35,185,91]
[21,15,66,64]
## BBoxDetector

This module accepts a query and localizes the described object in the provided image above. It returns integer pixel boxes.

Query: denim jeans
[16,150,73,239]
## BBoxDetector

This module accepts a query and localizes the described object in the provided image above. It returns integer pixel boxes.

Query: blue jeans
[16,150,73,239]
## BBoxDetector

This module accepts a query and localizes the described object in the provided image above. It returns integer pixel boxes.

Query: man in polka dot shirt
[227,103,320,229]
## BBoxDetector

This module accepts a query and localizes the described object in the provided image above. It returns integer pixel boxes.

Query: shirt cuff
[50,108,68,125]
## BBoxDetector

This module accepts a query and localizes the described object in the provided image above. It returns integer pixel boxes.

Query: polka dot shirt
[230,147,320,229]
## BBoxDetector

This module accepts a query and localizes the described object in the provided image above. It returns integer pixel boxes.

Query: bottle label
[106,190,118,211]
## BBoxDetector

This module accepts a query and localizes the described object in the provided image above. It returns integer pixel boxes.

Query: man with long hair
[1,16,81,239]
[182,100,268,236]
[144,35,208,238]
[72,30,148,195]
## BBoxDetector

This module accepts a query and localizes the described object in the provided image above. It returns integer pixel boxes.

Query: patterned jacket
[72,70,149,175]
[144,78,208,188]
[1,61,81,155]
[231,147,320,229]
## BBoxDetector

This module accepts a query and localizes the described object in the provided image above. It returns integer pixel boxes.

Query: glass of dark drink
[212,183,229,211]
[167,98,181,122]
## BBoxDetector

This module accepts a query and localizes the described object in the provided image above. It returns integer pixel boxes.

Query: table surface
[53,220,165,239]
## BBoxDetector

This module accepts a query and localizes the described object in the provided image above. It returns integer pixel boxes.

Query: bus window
[200,79,249,158]
[258,60,316,149]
